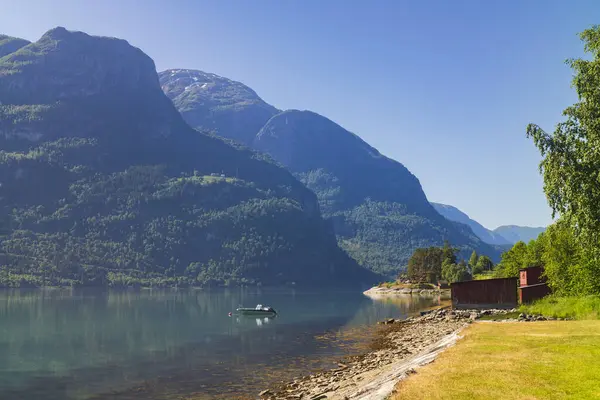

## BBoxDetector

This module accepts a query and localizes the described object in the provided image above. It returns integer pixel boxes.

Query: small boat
[236,304,277,316]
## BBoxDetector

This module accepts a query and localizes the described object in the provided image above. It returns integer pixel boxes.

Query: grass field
[521,295,600,320]
[392,321,600,400]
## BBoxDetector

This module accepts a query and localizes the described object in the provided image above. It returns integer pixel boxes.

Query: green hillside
[0,28,376,288]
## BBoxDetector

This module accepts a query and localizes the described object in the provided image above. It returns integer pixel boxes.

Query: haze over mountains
[493,225,546,244]
[431,203,545,245]
[160,69,504,276]
[0,27,376,287]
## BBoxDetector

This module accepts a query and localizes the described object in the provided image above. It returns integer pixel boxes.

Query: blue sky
[2,0,598,229]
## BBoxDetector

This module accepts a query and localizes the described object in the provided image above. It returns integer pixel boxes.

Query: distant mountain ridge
[493,225,546,244]
[431,203,511,245]
[161,69,504,276]
[431,203,545,245]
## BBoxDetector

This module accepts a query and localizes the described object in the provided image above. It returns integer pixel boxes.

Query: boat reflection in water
[255,316,275,326]
[233,312,277,327]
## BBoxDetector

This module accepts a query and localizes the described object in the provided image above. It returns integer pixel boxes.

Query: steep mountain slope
[0,28,376,288]
[160,70,502,277]
[159,69,279,146]
[493,225,546,244]
[431,203,511,245]
[251,110,501,276]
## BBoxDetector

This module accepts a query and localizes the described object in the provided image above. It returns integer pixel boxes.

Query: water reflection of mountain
[0,289,435,399]
[344,293,442,329]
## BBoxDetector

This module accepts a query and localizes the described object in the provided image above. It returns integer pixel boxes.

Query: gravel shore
[260,308,469,400]
[259,307,552,400]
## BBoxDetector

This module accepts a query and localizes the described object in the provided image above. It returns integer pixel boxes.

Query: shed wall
[519,283,551,304]
[451,278,518,309]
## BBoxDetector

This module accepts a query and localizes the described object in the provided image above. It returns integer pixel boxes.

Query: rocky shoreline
[260,307,551,400]
[363,286,450,296]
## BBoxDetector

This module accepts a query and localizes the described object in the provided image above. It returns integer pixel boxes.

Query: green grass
[201,175,238,184]
[393,321,600,400]
[521,295,600,320]
[472,271,495,280]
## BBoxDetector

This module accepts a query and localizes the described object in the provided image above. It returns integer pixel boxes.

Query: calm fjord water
[0,288,442,399]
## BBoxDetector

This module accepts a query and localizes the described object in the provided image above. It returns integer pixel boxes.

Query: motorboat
[236,304,277,316]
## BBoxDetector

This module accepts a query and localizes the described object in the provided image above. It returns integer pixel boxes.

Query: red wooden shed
[451,277,518,309]
[518,266,550,304]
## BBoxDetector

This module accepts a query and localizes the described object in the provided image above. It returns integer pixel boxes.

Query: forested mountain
[493,225,546,244]
[254,111,502,275]
[160,70,502,277]
[159,69,279,146]
[0,27,377,288]
[0,35,30,57]
[431,203,511,245]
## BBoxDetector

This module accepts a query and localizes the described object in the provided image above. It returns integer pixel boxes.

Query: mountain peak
[41,26,70,40]
[39,26,131,49]
[0,27,160,106]
[256,109,383,160]
[0,28,186,143]
[160,69,278,145]
[160,69,254,100]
